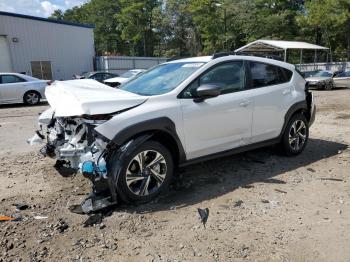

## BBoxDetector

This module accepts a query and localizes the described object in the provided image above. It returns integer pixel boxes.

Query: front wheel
[280,113,309,156]
[114,140,174,203]
[324,82,333,90]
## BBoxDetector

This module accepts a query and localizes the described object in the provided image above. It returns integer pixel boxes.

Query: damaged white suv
[29,55,315,212]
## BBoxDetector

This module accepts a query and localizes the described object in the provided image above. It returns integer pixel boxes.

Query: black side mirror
[192,84,221,102]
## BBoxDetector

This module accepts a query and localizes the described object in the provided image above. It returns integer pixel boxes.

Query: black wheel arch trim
[279,101,308,138]
[111,117,187,164]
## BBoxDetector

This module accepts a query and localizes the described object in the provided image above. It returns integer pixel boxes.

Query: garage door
[0,36,12,72]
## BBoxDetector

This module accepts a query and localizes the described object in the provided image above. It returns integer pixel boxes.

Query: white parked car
[29,55,315,211]
[0,73,49,105]
[104,69,146,87]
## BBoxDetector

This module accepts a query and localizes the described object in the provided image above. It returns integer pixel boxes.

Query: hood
[45,79,147,117]
[104,76,129,84]
[306,76,331,82]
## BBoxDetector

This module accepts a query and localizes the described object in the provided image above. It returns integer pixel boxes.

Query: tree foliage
[48,0,350,60]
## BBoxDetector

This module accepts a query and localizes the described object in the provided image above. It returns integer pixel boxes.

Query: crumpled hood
[306,76,331,82]
[46,79,147,117]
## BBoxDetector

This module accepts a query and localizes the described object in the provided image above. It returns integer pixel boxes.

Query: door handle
[239,100,251,107]
[282,89,291,95]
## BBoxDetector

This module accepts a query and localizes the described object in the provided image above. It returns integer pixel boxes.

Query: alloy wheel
[125,150,167,196]
[288,120,307,151]
[25,92,40,104]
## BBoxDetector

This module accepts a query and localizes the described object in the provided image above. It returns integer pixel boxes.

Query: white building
[0,11,95,80]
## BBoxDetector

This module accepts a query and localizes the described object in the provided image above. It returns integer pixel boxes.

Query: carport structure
[235,39,329,64]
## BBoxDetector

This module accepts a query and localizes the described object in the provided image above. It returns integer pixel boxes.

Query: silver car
[0,73,49,105]
[305,71,334,90]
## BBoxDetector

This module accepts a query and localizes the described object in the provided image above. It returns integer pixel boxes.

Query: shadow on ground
[0,102,47,109]
[113,138,348,214]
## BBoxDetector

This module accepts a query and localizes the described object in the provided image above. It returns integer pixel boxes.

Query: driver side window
[182,61,245,98]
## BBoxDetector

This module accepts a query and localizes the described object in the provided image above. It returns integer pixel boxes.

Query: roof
[0,11,94,29]
[166,56,212,63]
[235,40,329,52]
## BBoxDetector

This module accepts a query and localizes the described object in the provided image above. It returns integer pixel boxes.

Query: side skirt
[179,138,280,167]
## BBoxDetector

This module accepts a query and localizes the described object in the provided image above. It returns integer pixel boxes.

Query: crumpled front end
[29,108,109,173]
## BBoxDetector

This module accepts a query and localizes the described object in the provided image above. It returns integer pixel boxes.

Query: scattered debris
[262,178,286,184]
[307,168,316,173]
[55,219,69,233]
[261,199,269,204]
[0,215,15,221]
[337,209,342,214]
[242,185,254,189]
[14,203,29,211]
[197,208,209,228]
[233,200,244,207]
[83,213,103,227]
[33,215,48,220]
[320,178,344,182]
[275,189,287,194]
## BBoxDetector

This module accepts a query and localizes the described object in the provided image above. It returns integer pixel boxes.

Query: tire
[113,140,174,203]
[23,91,41,105]
[280,113,309,156]
[324,82,333,90]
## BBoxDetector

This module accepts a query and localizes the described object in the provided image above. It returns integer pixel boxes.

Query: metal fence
[296,62,350,72]
[95,56,167,74]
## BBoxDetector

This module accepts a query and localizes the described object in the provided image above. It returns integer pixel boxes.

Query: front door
[0,75,26,103]
[179,61,253,160]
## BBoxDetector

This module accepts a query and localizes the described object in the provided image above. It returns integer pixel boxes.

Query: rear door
[247,61,294,143]
[179,60,254,159]
[0,75,27,103]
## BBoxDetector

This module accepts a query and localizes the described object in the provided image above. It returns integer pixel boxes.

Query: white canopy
[235,40,329,63]
[235,40,329,53]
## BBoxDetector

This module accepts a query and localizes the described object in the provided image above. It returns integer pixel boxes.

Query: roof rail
[212,52,235,59]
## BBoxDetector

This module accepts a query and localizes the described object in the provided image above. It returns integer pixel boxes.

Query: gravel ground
[1,88,350,262]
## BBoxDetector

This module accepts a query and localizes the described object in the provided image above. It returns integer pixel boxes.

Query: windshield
[120,71,137,78]
[120,62,205,96]
[313,71,332,77]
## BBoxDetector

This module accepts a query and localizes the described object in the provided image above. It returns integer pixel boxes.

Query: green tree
[116,0,160,56]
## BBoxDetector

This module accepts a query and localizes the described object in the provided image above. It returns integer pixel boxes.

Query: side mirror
[192,84,221,102]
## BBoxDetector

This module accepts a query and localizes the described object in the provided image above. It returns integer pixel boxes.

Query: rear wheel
[24,91,41,105]
[114,140,174,203]
[280,113,309,156]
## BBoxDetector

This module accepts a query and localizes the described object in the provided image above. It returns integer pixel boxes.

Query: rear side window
[248,62,292,88]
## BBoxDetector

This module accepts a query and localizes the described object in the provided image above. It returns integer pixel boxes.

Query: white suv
[29,55,316,211]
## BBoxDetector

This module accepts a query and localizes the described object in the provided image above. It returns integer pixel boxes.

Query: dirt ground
[1,88,350,262]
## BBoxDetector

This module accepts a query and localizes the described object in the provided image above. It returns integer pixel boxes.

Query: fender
[111,117,187,163]
[279,101,308,138]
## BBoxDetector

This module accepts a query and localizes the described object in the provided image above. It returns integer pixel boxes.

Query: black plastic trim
[180,138,280,167]
[111,117,186,163]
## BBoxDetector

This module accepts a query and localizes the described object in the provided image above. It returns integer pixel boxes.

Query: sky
[0,0,86,17]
